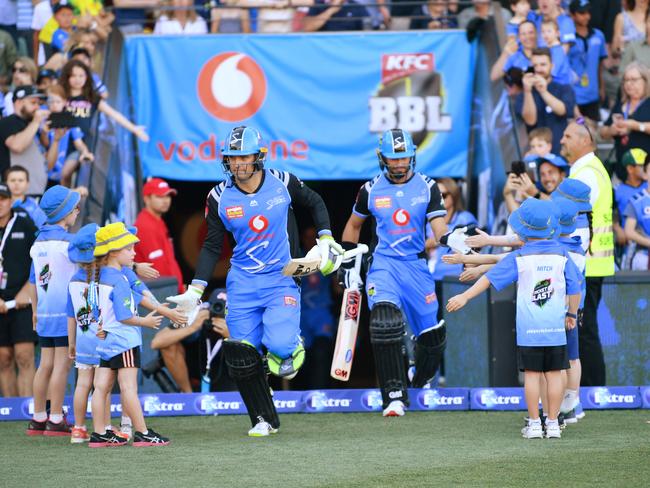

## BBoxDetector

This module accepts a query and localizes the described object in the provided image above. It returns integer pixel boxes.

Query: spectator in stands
[623,155,650,268]
[31,0,53,66]
[528,0,576,52]
[528,154,569,198]
[0,29,17,91]
[5,165,47,227]
[210,0,250,33]
[506,0,531,37]
[540,19,574,84]
[151,288,230,393]
[409,1,458,30]
[36,68,56,92]
[525,126,554,158]
[3,56,37,117]
[39,0,76,59]
[0,2,17,44]
[515,47,576,154]
[458,0,512,30]
[0,182,37,398]
[601,62,650,162]
[252,0,315,33]
[568,0,608,123]
[45,84,94,189]
[614,148,648,244]
[0,86,49,196]
[154,0,208,34]
[379,0,416,31]
[60,59,148,143]
[620,13,650,73]
[504,66,524,96]
[613,0,648,55]
[69,46,108,99]
[589,0,622,46]
[491,20,537,82]
[303,0,371,32]
[134,178,184,293]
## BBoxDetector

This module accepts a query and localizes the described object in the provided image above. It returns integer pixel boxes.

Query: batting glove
[318,235,344,276]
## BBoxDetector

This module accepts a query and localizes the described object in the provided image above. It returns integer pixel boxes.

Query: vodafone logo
[197,52,266,122]
[392,209,410,226]
[249,215,269,233]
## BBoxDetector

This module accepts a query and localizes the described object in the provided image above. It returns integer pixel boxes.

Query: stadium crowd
[0,0,648,442]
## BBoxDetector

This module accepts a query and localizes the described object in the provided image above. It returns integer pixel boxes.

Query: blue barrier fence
[1,387,648,421]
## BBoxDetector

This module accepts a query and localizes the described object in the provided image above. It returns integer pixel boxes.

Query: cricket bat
[330,244,368,381]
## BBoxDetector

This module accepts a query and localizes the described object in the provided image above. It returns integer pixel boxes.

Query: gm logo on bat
[344,291,361,321]
[197,52,267,121]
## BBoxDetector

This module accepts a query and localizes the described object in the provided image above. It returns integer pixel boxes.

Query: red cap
[143,178,177,197]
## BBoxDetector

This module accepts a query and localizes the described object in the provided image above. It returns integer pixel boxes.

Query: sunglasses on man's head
[576,117,594,142]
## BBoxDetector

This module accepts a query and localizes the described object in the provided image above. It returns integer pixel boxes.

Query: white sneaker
[521,421,543,439]
[248,421,278,437]
[119,424,133,441]
[560,392,579,414]
[382,400,405,417]
[545,421,562,439]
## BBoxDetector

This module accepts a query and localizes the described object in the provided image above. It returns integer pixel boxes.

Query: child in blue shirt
[89,223,170,447]
[623,156,650,269]
[447,199,582,439]
[5,166,47,228]
[27,185,81,436]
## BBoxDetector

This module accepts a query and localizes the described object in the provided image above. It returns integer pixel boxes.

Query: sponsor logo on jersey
[532,279,554,307]
[367,283,376,297]
[284,296,297,307]
[425,292,436,304]
[226,206,244,219]
[249,215,269,233]
[375,196,392,209]
[411,195,427,206]
[250,200,258,207]
[392,208,411,226]
[38,264,51,291]
[644,205,650,215]
[266,195,286,210]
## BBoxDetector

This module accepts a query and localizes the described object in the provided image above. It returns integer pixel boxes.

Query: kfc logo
[197,52,267,121]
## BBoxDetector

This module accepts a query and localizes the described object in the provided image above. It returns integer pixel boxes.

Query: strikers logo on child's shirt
[532,279,554,307]
[38,264,51,291]
[76,305,93,332]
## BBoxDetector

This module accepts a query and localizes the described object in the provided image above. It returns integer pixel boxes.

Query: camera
[202,297,226,337]
[525,66,535,75]
[510,160,527,176]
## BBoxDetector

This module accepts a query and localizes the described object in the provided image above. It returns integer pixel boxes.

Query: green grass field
[1,411,649,487]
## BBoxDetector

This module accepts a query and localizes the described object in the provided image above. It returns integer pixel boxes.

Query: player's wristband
[565,312,577,319]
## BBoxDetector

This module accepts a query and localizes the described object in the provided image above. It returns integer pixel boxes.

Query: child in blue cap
[27,185,81,437]
[447,198,582,439]
[553,197,587,423]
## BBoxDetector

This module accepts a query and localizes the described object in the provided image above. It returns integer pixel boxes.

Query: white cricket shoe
[521,421,543,439]
[382,400,405,417]
[248,421,278,437]
[560,392,580,414]
[545,422,562,439]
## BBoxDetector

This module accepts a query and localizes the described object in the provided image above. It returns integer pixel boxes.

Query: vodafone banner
[125,32,476,181]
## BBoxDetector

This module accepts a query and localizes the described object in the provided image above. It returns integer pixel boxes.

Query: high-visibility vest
[570,154,615,277]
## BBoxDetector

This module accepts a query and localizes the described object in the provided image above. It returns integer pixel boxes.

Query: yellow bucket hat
[94,222,140,257]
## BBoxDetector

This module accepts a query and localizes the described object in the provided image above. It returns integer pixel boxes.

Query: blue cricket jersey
[568,28,608,105]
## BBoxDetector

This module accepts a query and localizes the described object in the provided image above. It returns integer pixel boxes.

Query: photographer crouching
[150,289,233,392]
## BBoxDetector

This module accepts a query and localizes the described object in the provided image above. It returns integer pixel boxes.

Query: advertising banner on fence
[125,32,476,181]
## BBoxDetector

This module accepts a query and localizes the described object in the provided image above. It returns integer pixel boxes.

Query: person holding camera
[0,86,48,196]
[515,47,576,154]
[150,289,229,393]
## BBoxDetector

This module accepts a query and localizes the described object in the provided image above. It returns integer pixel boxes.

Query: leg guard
[411,324,447,388]
[223,340,280,429]
[369,302,409,409]
[266,343,305,379]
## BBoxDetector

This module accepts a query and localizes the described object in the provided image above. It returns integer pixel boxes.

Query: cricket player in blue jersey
[168,126,343,436]
[340,129,448,417]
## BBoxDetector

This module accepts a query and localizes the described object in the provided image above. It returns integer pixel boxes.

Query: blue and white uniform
[528,11,576,47]
[95,267,144,361]
[12,197,47,228]
[486,240,582,347]
[353,172,446,335]
[624,189,650,269]
[67,269,100,366]
[568,28,607,106]
[29,225,77,338]
[193,169,333,358]
[559,235,585,360]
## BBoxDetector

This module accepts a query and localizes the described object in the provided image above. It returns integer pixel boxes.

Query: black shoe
[26,419,47,436]
[133,429,170,447]
[558,412,567,430]
[44,417,72,437]
[89,430,128,448]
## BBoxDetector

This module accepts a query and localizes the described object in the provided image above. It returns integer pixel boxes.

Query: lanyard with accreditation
[0,213,17,295]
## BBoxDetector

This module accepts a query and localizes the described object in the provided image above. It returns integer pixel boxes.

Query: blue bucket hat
[551,179,592,213]
[553,197,580,235]
[535,153,569,174]
[69,223,99,264]
[40,185,81,224]
[508,198,558,239]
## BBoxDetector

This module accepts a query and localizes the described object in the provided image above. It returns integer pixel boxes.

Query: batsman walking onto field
[340,129,448,417]
[168,126,343,436]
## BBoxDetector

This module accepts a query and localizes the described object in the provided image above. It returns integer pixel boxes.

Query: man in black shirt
[0,183,38,397]
[303,0,370,32]
[0,86,49,196]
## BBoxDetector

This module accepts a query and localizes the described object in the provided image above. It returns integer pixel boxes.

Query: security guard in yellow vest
[560,122,613,386]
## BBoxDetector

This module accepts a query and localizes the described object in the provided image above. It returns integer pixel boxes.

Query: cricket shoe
[563,409,578,424]
[118,423,133,441]
[71,426,90,443]
[382,400,405,417]
[521,421,543,439]
[248,420,278,437]
[88,431,128,448]
[545,421,562,439]
[26,419,47,436]
[560,392,580,414]
[44,417,72,436]
[133,429,170,447]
